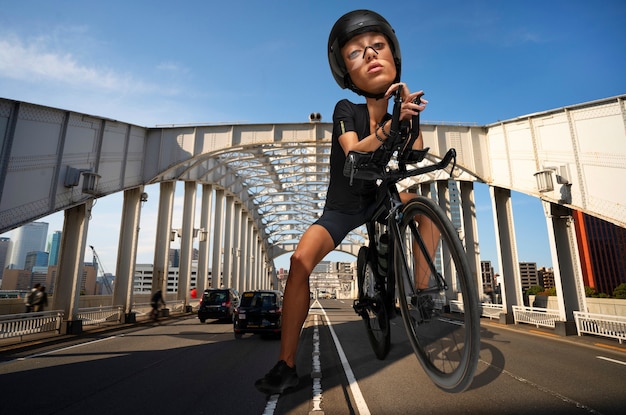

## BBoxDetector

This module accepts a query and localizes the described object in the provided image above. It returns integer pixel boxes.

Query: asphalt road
[0,299,624,415]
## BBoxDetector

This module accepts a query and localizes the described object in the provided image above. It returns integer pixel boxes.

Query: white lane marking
[311,314,323,412]
[262,395,279,415]
[596,356,626,366]
[317,301,371,415]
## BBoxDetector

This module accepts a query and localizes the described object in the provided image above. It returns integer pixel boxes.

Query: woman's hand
[384,82,428,121]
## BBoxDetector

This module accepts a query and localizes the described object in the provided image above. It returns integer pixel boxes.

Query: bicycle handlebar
[343,85,457,185]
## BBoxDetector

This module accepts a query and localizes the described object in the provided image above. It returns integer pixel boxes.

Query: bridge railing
[574,311,626,344]
[0,310,64,340]
[480,303,504,319]
[512,305,560,328]
[76,306,124,326]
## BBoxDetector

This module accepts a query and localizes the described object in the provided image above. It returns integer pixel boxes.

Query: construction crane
[89,245,114,295]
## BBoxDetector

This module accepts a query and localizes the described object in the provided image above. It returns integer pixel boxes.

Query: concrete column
[490,186,523,323]
[460,181,484,301]
[255,233,261,288]
[436,180,458,299]
[196,184,213,296]
[223,195,235,288]
[51,199,93,334]
[211,189,225,288]
[542,201,587,335]
[240,217,251,291]
[178,181,197,306]
[232,202,242,292]
[153,182,175,295]
[113,186,144,322]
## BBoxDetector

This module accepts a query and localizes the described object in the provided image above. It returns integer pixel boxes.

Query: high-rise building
[519,262,539,293]
[47,231,62,266]
[480,260,495,292]
[573,210,626,296]
[0,237,10,279]
[5,222,49,270]
[24,251,49,271]
[538,267,554,289]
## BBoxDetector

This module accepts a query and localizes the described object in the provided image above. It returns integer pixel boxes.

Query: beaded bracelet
[378,120,392,139]
[375,125,385,142]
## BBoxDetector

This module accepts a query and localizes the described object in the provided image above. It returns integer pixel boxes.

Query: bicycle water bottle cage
[343,150,383,185]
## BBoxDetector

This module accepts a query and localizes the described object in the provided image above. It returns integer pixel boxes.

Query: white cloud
[0,34,176,95]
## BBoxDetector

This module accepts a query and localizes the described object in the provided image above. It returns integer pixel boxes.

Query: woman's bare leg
[278,224,335,367]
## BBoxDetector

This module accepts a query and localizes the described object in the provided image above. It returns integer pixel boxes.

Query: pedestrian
[33,285,48,312]
[255,9,430,395]
[190,287,197,299]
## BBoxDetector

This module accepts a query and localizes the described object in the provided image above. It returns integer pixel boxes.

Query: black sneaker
[255,360,298,395]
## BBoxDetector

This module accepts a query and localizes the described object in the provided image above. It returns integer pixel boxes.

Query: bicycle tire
[357,246,391,360]
[394,196,480,392]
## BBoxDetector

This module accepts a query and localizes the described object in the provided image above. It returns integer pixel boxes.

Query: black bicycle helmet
[328,9,401,99]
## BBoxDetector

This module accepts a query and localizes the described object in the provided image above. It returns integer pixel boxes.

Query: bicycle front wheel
[394,196,480,393]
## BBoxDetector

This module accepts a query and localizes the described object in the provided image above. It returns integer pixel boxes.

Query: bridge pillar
[542,201,587,335]
[490,186,523,324]
[237,211,249,292]
[113,186,144,321]
[196,184,213,297]
[232,202,242,292]
[51,200,93,335]
[178,181,197,307]
[223,196,235,288]
[153,182,174,295]
[460,181,484,301]
[211,189,225,288]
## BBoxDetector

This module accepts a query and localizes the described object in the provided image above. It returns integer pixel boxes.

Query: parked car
[198,288,240,323]
[233,290,283,338]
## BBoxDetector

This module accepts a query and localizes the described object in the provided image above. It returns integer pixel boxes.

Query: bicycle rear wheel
[394,196,480,392]
[356,246,390,360]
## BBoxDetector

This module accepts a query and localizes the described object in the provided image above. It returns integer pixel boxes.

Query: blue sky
[1,1,625,274]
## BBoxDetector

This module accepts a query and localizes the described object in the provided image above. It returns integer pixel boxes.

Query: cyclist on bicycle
[256,9,435,395]
[150,289,165,320]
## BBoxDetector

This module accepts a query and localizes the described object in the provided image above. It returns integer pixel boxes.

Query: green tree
[526,285,544,296]
[613,283,626,299]
[585,286,598,297]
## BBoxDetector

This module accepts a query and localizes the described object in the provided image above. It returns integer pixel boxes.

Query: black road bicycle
[346,87,480,393]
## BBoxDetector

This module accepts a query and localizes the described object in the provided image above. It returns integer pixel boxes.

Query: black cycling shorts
[314,204,378,247]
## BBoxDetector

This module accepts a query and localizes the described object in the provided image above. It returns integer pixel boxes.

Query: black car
[233,290,283,338]
[198,288,240,323]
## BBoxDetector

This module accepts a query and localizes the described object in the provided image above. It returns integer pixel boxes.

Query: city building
[0,237,9,280]
[24,251,49,271]
[5,222,49,270]
[134,262,200,293]
[573,210,626,296]
[519,262,539,293]
[538,267,555,290]
[480,260,496,294]
[47,231,62,266]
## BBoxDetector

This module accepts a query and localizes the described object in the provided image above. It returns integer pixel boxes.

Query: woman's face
[341,32,397,96]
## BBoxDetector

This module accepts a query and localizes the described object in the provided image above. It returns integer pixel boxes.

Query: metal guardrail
[481,303,504,319]
[512,305,560,328]
[132,300,187,316]
[0,310,64,340]
[574,311,626,344]
[76,306,123,326]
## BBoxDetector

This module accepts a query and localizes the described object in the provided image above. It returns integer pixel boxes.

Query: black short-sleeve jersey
[324,99,378,213]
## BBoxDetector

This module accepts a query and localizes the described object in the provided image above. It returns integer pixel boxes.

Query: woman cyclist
[255,9,431,395]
